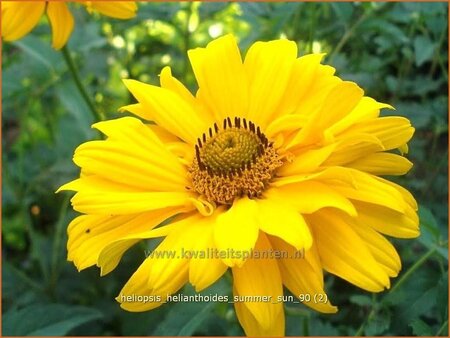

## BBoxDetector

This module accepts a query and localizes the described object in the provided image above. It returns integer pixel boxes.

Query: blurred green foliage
[2,2,448,336]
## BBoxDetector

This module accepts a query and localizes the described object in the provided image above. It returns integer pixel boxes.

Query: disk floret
[189,117,283,204]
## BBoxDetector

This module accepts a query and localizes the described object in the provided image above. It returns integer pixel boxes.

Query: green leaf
[29,232,53,283]
[2,304,103,336]
[330,2,354,24]
[2,261,41,295]
[435,273,449,323]
[13,36,62,74]
[419,206,440,240]
[414,35,435,66]
[406,285,438,319]
[418,206,448,260]
[410,319,433,335]
[56,82,93,128]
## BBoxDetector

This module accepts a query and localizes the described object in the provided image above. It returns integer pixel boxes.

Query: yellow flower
[59,35,419,336]
[1,1,137,49]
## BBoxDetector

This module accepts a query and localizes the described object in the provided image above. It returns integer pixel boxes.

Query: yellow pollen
[189,117,284,205]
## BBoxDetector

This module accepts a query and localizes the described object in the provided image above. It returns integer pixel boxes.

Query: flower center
[189,117,283,205]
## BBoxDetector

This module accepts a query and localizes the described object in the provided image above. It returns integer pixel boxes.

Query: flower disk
[190,117,283,204]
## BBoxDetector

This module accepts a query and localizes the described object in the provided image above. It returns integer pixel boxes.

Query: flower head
[60,34,419,336]
[1,1,137,49]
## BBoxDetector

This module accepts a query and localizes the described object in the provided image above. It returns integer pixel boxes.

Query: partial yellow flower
[1,1,137,49]
[59,34,419,336]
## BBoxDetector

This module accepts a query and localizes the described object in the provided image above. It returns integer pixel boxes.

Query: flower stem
[182,1,194,84]
[436,320,448,336]
[328,5,374,63]
[49,192,71,294]
[354,293,377,336]
[61,45,103,122]
[389,246,437,294]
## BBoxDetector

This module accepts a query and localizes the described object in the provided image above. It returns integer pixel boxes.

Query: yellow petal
[270,236,338,313]
[75,117,188,189]
[67,207,180,273]
[117,256,187,312]
[214,197,259,267]
[256,198,312,251]
[116,215,205,311]
[327,168,407,213]
[122,79,207,144]
[292,63,341,118]
[324,133,385,166]
[160,66,197,108]
[326,97,393,137]
[66,183,193,215]
[232,232,284,334]
[308,210,391,292]
[377,177,418,210]
[274,53,325,117]
[118,106,194,163]
[279,143,336,176]
[1,1,45,41]
[398,143,409,155]
[118,103,148,120]
[244,39,298,127]
[159,66,214,138]
[353,201,419,238]
[347,152,413,176]
[272,165,354,187]
[350,222,401,277]
[188,34,248,123]
[87,1,137,19]
[56,117,195,215]
[265,114,308,140]
[47,2,74,49]
[341,116,415,151]
[188,212,228,292]
[267,181,356,216]
[73,140,187,192]
[234,286,285,337]
[97,220,179,276]
[146,214,210,292]
[147,123,181,143]
[289,81,364,147]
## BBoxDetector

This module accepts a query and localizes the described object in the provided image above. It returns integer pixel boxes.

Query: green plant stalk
[419,21,449,81]
[436,319,448,336]
[354,293,377,336]
[389,246,437,294]
[61,45,103,122]
[289,4,302,41]
[49,192,71,293]
[423,149,448,197]
[22,206,51,284]
[302,315,310,336]
[307,3,317,53]
[182,1,194,84]
[328,6,373,63]
[393,20,417,102]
